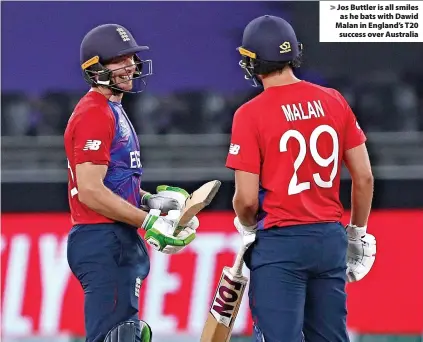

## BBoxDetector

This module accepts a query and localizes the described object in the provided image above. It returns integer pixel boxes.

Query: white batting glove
[142,209,199,254]
[141,185,189,213]
[346,224,377,282]
[234,217,257,248]
[162,210,200,255]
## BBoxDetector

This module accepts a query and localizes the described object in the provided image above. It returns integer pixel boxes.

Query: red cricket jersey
[64,91,143,226]
[226,81,366,229]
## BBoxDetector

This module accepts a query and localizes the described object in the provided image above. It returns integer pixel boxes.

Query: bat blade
[174,180,221,233]
[200,267,248,342]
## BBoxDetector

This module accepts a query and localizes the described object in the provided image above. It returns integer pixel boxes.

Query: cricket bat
[200,245,249,342]
[173,180,221,235]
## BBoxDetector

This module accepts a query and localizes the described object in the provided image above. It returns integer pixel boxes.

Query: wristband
[141,209,160,230]
[141,193,152,205]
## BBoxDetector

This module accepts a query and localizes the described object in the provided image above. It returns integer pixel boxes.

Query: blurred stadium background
[1,1,422,342]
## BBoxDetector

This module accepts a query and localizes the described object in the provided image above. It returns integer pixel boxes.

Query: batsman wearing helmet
[65,24,199,342]
[226,15,377,341]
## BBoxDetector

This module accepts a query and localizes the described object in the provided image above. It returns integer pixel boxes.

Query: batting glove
[234,217,257,248]
[346,224,377,282]
[142,209,199,254]
[141,185,189,213]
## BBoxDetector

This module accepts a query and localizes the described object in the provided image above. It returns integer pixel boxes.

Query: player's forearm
[350,175,374,227]
[233,197,258,226]
[79,187,148,228]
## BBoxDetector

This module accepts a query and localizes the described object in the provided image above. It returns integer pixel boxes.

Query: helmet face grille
[83,55,153,94]
[236,42,303,88]
[238,56,261,87]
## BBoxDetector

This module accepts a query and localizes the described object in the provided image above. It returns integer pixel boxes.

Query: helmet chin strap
[97,76,125,96]
[95,84,124,99]
[110,85,125,95]
[95,68,124,95]
[102,72,124,95]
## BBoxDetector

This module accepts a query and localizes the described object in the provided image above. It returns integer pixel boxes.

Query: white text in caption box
[319,1,423,42]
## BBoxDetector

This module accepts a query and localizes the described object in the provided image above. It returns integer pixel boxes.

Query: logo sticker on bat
[210,272,247,327]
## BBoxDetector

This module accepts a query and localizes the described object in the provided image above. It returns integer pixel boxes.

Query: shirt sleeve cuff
[74,158,110,165]
[225,161,260,175]
[344,136,367,151]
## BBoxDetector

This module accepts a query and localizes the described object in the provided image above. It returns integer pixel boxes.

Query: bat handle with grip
[229,245,248,277]
[173,223,183,236]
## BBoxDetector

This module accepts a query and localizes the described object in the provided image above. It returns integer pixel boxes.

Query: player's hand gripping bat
[200,232,255,342]
[173,180,221,235]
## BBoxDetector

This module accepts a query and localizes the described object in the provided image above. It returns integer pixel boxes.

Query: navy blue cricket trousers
[244,222,349,342]
[67,223,150,342]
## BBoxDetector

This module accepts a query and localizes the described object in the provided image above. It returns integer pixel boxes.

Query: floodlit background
[1,1,422,342]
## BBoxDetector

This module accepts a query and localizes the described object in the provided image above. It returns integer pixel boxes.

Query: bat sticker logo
[210,273,246,327]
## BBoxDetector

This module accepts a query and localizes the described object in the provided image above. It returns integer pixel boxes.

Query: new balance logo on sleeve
[83,140,102,151]
[229,143,240,155]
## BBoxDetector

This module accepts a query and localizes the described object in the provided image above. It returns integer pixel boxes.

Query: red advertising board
[1,210,422,337]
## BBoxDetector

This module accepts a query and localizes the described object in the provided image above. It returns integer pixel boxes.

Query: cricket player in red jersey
[65,24,199,342]
[226,15,377,342]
